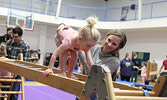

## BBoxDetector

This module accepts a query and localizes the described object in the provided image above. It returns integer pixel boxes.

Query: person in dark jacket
[131,52,139,82]
[0,27,13,43]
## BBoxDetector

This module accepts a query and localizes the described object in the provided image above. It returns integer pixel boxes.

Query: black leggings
[121,75,130,81]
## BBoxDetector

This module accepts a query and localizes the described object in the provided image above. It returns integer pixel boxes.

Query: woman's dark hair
[101,30,127,58]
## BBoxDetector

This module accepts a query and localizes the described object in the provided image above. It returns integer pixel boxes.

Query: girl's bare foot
[67,73,79,80]
[58,72,67,77]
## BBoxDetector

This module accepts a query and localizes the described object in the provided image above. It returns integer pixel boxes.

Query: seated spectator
[0,43,12,95]
[0,27,13,44]
[0,43,11,76]
[29,49,39,63]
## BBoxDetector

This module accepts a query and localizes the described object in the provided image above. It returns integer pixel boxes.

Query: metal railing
[0,0,167,21]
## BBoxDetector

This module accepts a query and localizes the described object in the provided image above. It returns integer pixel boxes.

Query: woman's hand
[133,66,139,70]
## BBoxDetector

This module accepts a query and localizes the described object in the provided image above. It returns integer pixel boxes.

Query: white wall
[0,1,167,70]
[45,25,57,52]
[62,0,106,7]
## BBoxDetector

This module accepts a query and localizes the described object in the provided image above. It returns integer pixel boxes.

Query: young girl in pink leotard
[44,17,101,79]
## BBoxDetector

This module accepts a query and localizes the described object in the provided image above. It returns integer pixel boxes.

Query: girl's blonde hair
[78,17,101,44]
[0,43,7,57]
[101,30,127,58]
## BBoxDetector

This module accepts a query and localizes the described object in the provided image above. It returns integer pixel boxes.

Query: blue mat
[116,78,153,91]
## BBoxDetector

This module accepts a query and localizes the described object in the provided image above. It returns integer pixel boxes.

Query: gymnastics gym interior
[0,0,167,100]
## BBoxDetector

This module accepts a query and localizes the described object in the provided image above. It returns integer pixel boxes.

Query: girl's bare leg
[59,50,69,77]
[67,50,78,79]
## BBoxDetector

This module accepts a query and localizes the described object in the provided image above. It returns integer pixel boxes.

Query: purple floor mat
[18,86,76,100]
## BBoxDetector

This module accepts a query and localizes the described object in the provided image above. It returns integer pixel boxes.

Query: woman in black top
[131,52,139,82]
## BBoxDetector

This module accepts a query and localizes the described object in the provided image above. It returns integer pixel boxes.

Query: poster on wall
[121,6,129,21]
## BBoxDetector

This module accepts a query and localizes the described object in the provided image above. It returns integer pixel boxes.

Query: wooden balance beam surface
[149,70,167,75]
[15,60,140,90]
[16,60,140,90]
[0,60,85,97]
[15,60,88,82]
[113,81,139,90]
[114,90,155,96]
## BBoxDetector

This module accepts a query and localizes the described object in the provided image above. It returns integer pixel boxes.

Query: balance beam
[0,60,85,97]
[15,61,139,91]
[0,60,167,100]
